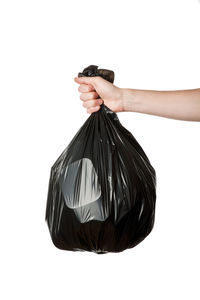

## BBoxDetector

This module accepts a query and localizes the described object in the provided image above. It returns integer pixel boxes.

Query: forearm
[121,88,200,121]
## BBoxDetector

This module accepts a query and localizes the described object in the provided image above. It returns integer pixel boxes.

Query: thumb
[74,76,104,89]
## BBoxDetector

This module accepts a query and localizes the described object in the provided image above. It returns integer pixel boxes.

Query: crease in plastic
[45,66,156,254]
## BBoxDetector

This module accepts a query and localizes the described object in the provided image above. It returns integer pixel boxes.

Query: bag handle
[78,65,115,84]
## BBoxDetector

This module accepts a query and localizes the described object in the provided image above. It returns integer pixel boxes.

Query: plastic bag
[45,65,156,254]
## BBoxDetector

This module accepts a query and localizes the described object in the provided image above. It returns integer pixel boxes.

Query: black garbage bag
[45,65,156,254]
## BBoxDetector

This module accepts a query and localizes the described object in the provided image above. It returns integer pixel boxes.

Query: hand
[74,76,124,113]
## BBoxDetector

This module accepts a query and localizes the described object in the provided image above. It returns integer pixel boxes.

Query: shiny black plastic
[45,65,156,254]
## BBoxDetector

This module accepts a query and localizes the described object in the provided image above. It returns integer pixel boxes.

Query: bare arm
[121,88,200,121]
[74,76,200,122]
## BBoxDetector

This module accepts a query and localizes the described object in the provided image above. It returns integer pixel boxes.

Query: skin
[74,76,200,121]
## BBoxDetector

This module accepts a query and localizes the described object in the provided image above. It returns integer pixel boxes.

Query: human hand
[74,76,124,113]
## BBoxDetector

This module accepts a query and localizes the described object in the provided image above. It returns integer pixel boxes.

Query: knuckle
[89,101,96,108]
[79,84,92,93]
[97,98,102,104]
[94,99,100,106]
[80,94,84,100]
[88,92,98,100]
[92,91,98,98]
[93,100,99,106]
[87,85,93,92]
[88,92,94,100]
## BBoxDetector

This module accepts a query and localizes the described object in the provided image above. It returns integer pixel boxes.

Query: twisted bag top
[45,65,156,254]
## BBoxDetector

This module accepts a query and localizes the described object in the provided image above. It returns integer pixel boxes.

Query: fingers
[80,91,99,101]
[86,106,100,114]
[80,91,103,114]
[74,76,103,114]
[78,84,95,93]
[82,99,103,109]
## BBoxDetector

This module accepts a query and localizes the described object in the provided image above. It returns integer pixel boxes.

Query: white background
[0,0,200,299]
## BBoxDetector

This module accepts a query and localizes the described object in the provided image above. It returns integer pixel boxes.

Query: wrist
[120,88,138,112]
[115,87,126,112]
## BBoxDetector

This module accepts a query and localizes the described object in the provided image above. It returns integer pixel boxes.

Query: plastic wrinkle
[45,65,156,254]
